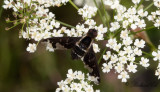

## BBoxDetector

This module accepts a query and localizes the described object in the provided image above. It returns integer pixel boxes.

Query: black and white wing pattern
[43,37,81,49]
[82,46,100,84]
[42,29,100,84]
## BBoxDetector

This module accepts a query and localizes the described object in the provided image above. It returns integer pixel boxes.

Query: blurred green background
[0,0,160,92]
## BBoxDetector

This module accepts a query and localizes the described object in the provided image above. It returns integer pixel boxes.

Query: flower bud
[5,18,10,22]
[5,27,9,31]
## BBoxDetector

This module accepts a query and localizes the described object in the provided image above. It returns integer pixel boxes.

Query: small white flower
[106,38,117,48]
[103,51,111,61]
[122,20,129,28]
[62,85,70,92]
[131,23,137,30]
[46,42,54,52]
[3,0,13,9]
[118,71,130,82]
[52,30,63,37]
[115,63,124,73]
[87,74,99,84]
[85,19,96,26]
[134,39,145,48]
[110,54,119,64]
[152,50,160,61]
[26,43,37,53]
[134,47,142,56]
[140,57,150,68]
[138,9,148,17]
[154,18,160,28]
[127,62,137,73]
[154,0,160,8]
[132,0,141,4]
[102,63,112,73]
[93,43,100,53]
[155,68,160,79]
[96,32,104,40]
[127,54,135,62]
[67,69,77,79]
[113,43,122,52]
[123,37,133,46]
[76,71,85,80]
[110,22,120,32]
[120,29,129,39]
[119,56,128,64]
[114,14,123,21]
[136,19,146,28]
[96,24,107,33]
[123,46,133,54]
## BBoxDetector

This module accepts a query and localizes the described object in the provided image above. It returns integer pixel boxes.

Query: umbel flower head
[56,69,100,92]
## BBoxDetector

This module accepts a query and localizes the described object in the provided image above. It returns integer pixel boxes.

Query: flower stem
[142,51,154,58]
[113,27,123,38]
[136,0,144,10]
[98,48,107,64]
[144,2,154,11]
[93,0,106,27]
[55,20,76,28]
[101,0,110,28]
[0,0,4,18]
[69,0,79,10]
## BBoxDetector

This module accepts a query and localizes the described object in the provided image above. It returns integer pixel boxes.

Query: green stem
[21,22,25,33]
[113,27,123,38]
[69,0,79,10]
[93,0,106,26]
[136,0,144,10]
[98,48,107,64]
[142,51,154,58]
[144,2,154,11]
[55,20,75,28]
[7,23,20,30]
[101,0,110,28]
[0,0,4,18]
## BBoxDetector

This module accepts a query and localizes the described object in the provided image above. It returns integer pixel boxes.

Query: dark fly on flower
[42,29,100,84]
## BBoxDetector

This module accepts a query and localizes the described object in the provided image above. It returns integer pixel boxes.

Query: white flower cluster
[56,69,100,92]
[3,0,69,53]
[78,5,97,19]
[147,0,160,28]
[104,0,148,31]
[152,45,160,79]
[3,0,107,53]
[102,30,150,82]
[3,0,69,9]
[154,0,160,8]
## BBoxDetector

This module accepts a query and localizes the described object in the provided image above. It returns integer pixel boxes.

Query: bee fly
[42,29,100,84]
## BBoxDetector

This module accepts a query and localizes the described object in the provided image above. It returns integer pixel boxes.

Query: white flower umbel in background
[147,0,160,28]
[56,69,100,92]
[102,30,149,82]
[78,5,97,19]
[152,45,160,80]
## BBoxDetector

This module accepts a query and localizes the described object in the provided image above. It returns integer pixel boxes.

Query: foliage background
[0,0,160,92]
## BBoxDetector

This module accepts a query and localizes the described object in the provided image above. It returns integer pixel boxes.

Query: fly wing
[82,46,100,84]
[42,37,81,49]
